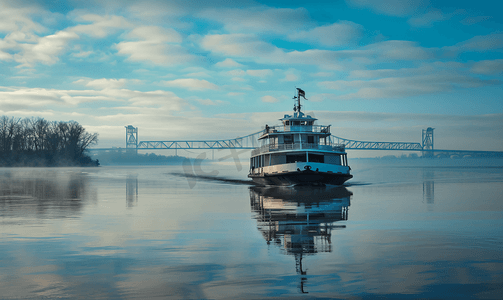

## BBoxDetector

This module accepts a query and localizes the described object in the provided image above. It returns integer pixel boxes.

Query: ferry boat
[248,88,352,186]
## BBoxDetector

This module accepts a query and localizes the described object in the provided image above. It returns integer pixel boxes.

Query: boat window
[285,121,290,125]
[324,154,341,165]
[308,121,313,125]
[307,136,314,144]
[293,121,300,126]
[270,154,286,166]
[284,135,293,144]
[308,153,324,163]
[286,154,307,163]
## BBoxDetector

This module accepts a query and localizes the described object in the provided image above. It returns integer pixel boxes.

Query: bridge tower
[125,125,138,153]
[422,127,434,157]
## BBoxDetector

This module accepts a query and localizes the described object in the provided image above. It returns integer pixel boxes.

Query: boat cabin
[250,111,349,171]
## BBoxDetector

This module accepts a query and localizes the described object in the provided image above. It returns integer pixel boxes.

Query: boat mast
[294,88,306,113]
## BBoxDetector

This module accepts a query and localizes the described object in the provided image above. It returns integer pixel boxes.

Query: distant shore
[0,154,99,167]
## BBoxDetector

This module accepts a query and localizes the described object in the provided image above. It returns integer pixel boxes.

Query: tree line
[0,116,99,167]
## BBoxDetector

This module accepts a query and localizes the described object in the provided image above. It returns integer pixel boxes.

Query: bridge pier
[125,125,138,154]
[422,127,434,157]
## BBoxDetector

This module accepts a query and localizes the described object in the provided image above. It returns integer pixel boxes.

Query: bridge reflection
[126,174,138,208]
[249,185,352,293]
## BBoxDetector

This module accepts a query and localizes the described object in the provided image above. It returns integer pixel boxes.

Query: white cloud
[349,68,408,79]
[0,87,67,111]
[0,86,119,112]
[202,32,434,71]
[280,69,300,82]
[202,34,346,68]
[215,58,244,68]
[183,71,210,78]
[201,34,281,57]
[126,90,187,111]
[117,42,191,65]
[195,99,226,106]
[347,63,465,79]
[0,2,72,67]
[0,3,45,34]
[0,109,55,118]
[226,69,246,77]
[0,85,191,116]
[74,78,130,89]
[408,10,447,27]
[161,78,219,91]
[367,40,434,60]
[311,72,334,77]
[126,1,187,20]
[126,26,182,43]
[308,93,335,102]
[246,69,273,78]
[283,74,298,81]
[460,15,492,25]
[72,50,93,58]
[261,95,279,103]
[346,0,429,17]
[198,7,309,34]
[449,33,503,52]
[0,40,13,60]
[14,30,79,67]
[70,14,131,38]
[275,40,433,69]
[471,59,503,75]
[320,71,500,100]
[287,21,364,47]
[116,26,194,65]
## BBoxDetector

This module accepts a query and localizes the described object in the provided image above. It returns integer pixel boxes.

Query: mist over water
[1,160,502,299]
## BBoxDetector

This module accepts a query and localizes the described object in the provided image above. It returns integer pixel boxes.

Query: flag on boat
[297,88,307,99]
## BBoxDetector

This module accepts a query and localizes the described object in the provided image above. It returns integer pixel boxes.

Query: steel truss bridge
[87,125,503,158]
[127,125,430,152]
[135,133,426,151]
[89,125,503,157]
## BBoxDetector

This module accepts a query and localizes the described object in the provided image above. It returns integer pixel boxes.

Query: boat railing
[263,125,331,135]
[251,143,345,156]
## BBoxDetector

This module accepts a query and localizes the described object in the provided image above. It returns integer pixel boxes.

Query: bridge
[88,125,503,158]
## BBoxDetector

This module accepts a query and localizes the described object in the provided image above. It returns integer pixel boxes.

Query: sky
[0,0,502,156]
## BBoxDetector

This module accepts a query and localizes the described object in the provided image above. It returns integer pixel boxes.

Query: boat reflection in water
[249,185,352,293]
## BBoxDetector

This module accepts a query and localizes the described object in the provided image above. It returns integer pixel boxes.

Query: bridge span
[125,125,426,151]
[88,125,503,158]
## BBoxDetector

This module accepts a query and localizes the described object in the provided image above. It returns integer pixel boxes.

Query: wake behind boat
[248,88,353,186]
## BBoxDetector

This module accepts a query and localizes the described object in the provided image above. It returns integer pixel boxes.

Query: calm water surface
[1,159,502,299]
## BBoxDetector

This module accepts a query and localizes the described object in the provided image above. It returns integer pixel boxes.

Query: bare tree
[0,116,99,166]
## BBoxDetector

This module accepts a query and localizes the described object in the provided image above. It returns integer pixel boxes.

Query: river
[1,158,502,299]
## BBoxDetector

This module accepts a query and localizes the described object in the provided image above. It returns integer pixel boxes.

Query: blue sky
[0,0,502,154]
